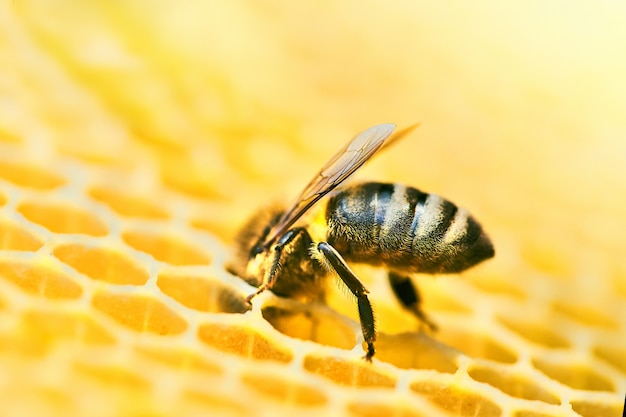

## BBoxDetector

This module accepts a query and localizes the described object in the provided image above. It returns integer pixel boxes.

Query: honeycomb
[1,2,625,417]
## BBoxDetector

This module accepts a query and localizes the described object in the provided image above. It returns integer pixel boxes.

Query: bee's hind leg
[315,242,376,361]
[388,271,438,331]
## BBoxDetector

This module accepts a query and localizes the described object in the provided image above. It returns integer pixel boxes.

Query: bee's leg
[387,271,437,331]
[316,242,376,361]
[246,227,306,304]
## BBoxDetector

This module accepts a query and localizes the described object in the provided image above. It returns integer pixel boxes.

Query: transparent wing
[380,123,420,152]
[263,123,399,247]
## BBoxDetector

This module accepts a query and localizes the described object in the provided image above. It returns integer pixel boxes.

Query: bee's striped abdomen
[325,182,494,274]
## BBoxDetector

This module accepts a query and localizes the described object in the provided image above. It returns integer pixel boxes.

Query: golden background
[1,1,625,416]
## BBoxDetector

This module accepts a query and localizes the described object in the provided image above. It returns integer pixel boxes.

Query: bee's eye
[250,245,263,258]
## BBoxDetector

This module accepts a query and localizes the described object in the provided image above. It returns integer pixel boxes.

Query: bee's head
[227,206,284,284]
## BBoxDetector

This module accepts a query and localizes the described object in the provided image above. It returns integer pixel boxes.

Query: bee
[228,124,494,361]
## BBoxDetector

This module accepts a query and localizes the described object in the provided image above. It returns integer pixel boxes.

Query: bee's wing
[263,123,398,247]
[380,123,420,152]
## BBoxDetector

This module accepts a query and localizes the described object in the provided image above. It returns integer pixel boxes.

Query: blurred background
[7,2,625,266]
[2,1,626,415]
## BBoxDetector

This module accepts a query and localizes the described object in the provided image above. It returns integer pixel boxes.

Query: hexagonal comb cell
[552,301,618,329]
[520,238,576,279]
[88,186,170,219]
[0,220,44,251]
[497,316,570,349]
[17,200,108,236]
[512,411,557,417]
[468,273,526,299]
[303,355,396,388]
[570,400,624,417]
[53,243,149,285]
[74,362,151,392]
[197,322,293,363]
[189,213,236,243]
[532,357,615,392]
[261,304,356,351]
[20,310,117,354]
[592,345,626,373]
[467,365,559,404]
[241,373,328,407]
[161,159,223,199]
[347,402,427,417]
[0,160,66,190]
[92,291,188,335]
[410,382,502,417]
[135,346,223,375]
[374,333,458,373]
[122,230,210,266]
[0,260,82,300]
[157,272,249,314]
[435,327,517,363]
[182,390,250,416]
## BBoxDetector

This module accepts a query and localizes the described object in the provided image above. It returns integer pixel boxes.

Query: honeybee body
[229,124,494,361]
[233,181,492,299]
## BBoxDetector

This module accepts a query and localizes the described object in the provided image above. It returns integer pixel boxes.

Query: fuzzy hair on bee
[230,205,327,302]
[227,124,494,361]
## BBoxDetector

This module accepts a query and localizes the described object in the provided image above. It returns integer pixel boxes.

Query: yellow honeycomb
[1,2,625,417]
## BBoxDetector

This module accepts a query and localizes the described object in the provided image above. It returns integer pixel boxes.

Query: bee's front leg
[246,227,306,304]
[315,242,376,361]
